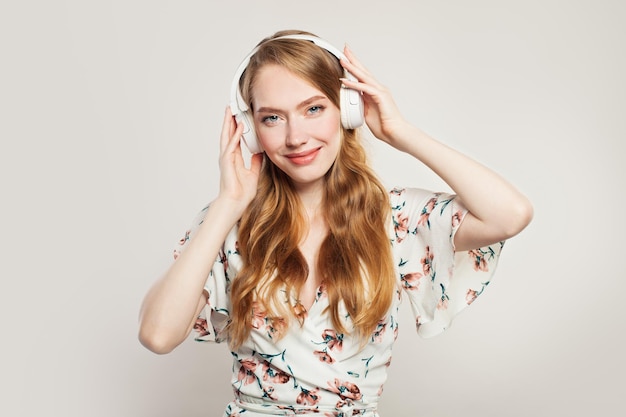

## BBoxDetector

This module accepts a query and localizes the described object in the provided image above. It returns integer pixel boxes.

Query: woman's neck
[294,181,325,220]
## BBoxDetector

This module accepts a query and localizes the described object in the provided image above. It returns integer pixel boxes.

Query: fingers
[249,152,263,176]
[219,106,233,153]
[219,106,244,156]
[340,45,383,89]
[342,44,372,77]
[340,76,383,101]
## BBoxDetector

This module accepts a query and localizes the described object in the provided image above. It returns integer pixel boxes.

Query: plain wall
[1,1,624,416]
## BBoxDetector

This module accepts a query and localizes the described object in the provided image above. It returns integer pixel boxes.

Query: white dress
[173,187,504,417]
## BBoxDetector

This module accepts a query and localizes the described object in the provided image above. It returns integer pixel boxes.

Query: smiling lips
[285,148,321,165]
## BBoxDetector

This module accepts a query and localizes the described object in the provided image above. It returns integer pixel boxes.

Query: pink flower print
[251,302,267,329]
[327,378,362,401]
[173,249,180,260]
[371,320,387,344]
[293,301,308,322]
[468,249,489,272]
[390,187,404,196]
[418,197,437,227]
[452,210,463,228]
[334,400,355,416]
[178,229,191,245]
[466,289,478,305]
[321,329,344,351]
[394,211,409,242]
[400,272,422,291]
[266,317,287,339]
[237,358,258,385]
[193,317,210,337]
[313,350,336,364]
[297,387,321,406]
[262,361,291,384]
[219,250,228,271]
[437,283,449,310]
[421,246,434,277]
[224,403,242,417]
[262,385,278,401]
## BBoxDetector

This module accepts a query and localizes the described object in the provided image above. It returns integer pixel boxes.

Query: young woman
[139,30,532,417]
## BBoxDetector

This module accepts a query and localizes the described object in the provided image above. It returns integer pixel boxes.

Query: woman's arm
[138,199,241,354]
[382,123,532,250]
[340,47,533,250]
[138,108,262,354]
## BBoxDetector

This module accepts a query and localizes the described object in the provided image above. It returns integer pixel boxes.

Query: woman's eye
[307,105,324,115]
[262,115,279,124]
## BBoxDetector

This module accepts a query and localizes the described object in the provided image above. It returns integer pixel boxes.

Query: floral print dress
[173,188,504,417]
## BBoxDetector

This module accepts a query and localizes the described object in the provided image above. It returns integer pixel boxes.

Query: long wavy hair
[228,30,396,349]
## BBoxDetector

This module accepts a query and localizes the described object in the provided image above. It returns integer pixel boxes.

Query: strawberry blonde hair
[228,30,395,349]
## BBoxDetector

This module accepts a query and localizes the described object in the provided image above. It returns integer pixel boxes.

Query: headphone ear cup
[237,110,263,154]
[340,86,365,130]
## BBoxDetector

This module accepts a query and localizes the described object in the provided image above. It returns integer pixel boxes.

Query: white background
[2,1,624,416]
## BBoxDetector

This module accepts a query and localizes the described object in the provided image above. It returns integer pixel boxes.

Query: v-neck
[296,284,326,324]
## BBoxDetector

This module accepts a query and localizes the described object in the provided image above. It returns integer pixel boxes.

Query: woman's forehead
[252,65,329,110]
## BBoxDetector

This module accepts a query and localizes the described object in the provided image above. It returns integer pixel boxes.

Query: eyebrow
[255,95,328,114]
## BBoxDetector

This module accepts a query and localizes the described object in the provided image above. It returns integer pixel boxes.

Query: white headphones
[229,34,365,154]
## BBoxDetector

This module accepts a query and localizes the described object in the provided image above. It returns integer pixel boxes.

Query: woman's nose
[285,120,308,148]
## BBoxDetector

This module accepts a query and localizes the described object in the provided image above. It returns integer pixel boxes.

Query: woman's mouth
[286,148,321,165]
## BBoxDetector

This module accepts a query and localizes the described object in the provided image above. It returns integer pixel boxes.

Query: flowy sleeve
[172,205,240,344]
[389,187,504,338]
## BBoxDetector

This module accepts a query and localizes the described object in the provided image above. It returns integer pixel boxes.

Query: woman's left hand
[340,45,411,151]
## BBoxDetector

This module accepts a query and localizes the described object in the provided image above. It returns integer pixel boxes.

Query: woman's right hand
[217,107,263,213]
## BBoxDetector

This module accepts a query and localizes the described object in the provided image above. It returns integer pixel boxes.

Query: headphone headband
[229,34,364,154]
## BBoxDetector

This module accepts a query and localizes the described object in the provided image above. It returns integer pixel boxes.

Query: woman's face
[251,64,342,192]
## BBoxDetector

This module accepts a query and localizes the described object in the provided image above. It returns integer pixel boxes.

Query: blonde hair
[228,30,395,349]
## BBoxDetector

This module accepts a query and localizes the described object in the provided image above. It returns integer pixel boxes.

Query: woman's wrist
[211,194,251,222]
[385,121,431,156]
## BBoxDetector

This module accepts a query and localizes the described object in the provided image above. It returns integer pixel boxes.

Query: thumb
[249,153,263,176]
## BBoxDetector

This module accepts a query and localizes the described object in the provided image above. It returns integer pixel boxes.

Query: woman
[139,30,532,416]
